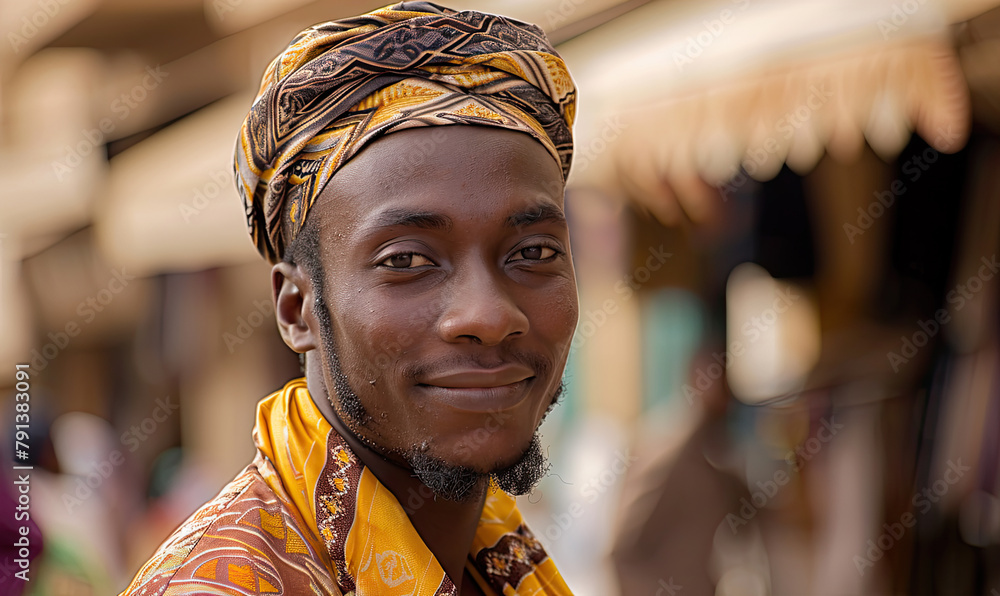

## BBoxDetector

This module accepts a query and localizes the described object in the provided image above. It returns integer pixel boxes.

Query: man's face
[308,125,578,495]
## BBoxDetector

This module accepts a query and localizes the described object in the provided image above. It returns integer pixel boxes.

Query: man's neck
[303,356,487,592]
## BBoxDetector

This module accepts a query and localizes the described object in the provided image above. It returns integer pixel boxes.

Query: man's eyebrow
[369,208,453,231]
[506,203,566,229]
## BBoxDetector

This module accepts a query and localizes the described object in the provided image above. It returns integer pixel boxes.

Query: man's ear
[271,261,319,353]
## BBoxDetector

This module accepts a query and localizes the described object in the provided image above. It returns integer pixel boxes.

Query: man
[121,3,578,595]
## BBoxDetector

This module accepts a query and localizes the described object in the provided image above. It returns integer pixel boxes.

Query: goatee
[405,433,549,502]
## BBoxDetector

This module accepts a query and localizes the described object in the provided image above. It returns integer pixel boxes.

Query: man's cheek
[533,282,577,336]
[551,302,580,353]
[341,316,401,373]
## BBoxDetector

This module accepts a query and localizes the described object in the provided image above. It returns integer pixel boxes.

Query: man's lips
[416,364,536,413]
[419,364,534,388]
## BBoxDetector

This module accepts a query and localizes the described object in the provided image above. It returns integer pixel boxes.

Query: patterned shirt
[120,378,572,596]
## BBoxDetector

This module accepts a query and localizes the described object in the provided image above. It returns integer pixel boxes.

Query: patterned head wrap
[234,2,576,263]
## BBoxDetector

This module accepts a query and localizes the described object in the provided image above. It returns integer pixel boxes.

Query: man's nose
[436,268,529,346]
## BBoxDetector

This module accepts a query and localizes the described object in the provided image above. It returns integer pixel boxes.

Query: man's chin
[490,434,549,496]
[404,434,549,502]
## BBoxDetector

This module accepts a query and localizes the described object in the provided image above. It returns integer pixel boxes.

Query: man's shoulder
[119,458,341,596]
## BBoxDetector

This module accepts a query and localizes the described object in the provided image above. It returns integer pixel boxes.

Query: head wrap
[234,1,576,263]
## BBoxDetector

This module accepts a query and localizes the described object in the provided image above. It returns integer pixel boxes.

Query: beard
[310,275,564,503]
[405,433,549,502]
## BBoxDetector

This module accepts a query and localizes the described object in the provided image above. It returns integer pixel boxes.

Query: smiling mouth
[416,365,536,413]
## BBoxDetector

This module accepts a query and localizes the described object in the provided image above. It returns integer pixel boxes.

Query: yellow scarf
[252,378,573,595]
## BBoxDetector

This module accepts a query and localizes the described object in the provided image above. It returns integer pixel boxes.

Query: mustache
[399,349,553,383]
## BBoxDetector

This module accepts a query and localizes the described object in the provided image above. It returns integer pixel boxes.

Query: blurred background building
[1,0,1000,594]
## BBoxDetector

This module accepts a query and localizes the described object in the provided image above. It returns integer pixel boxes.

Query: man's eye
[510,246,557,262]
[379,253,434,268]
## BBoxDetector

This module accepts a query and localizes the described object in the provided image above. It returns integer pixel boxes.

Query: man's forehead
[348,124,561,178]
[314,126,566,223]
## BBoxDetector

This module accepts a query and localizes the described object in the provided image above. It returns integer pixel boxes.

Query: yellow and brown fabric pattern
[234,1,577,263]
[120,378,572,596]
